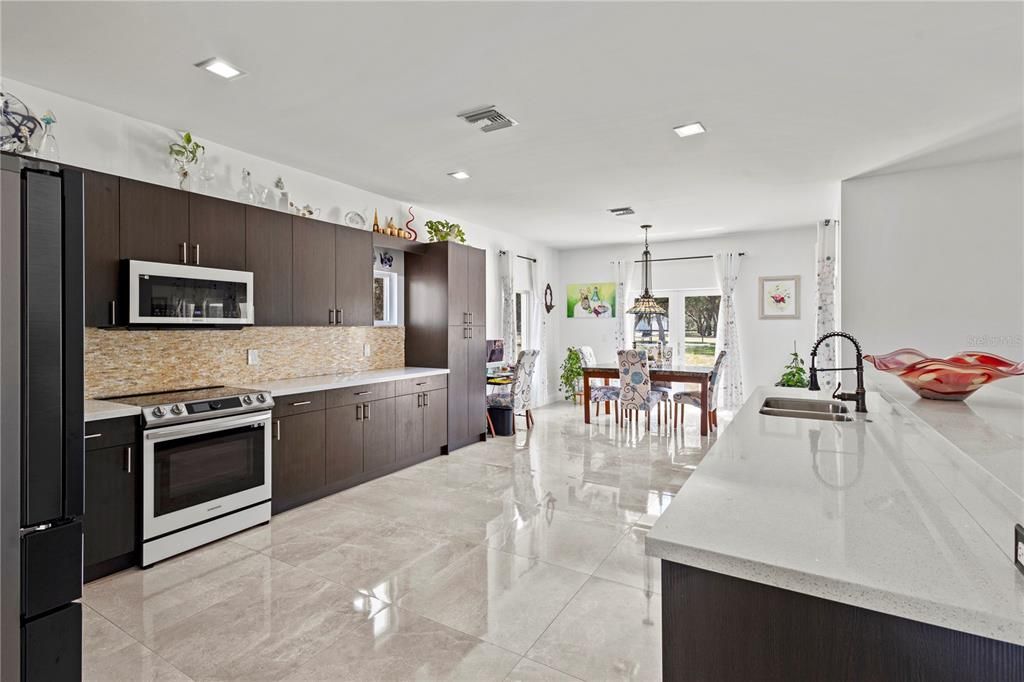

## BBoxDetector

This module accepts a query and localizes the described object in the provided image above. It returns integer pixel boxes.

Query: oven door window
[153,423,265,517]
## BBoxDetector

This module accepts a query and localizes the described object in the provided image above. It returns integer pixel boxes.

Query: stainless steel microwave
[126,260,255,326]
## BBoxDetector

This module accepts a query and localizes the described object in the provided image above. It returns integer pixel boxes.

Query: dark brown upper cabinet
[466,246,486,324]
[245,206,293,326]
[84,171,120,327]
[118,178,189,264]
[292,216,336,326]
[335,225,372,326]
[188,194,245,270]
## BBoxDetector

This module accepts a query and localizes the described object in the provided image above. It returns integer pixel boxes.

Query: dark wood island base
[662,561,1024,682]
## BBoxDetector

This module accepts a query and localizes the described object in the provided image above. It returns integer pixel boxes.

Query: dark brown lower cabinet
[363,398,396,472]
[272,410,325,514]
[326,404,364,483]
[662,561,1024,682]
[326,398,396,484]
[397,389,448,462]
[84,443,136,581]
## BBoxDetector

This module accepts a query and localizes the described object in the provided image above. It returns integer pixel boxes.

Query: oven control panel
[142,392,273,426]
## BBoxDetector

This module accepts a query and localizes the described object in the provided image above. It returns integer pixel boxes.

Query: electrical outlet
[247,349,260,365]
[1016,525,1024,576]
[363,344,371,358]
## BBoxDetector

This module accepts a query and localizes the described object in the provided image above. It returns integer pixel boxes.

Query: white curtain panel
[526,259,545,397]
[498,251,516,362]
[713,252,744,411]
[815,219,840,389]
[614,259,637,354]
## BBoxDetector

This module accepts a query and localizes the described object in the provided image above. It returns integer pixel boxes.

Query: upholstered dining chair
[576,345,621,421]
[487,349,541,435]
[672,350,727,431]
[617,349,664,430]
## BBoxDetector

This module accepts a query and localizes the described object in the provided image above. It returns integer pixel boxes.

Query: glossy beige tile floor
[82,401,723,681]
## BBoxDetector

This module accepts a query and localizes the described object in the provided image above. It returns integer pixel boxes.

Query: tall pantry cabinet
[405,242,487,451]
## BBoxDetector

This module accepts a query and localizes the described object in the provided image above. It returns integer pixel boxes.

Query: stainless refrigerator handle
[180,241,187,264]
[275,419,281,441]
[124,446,131,473]
[329,309,336,325]
[193,243,200,265]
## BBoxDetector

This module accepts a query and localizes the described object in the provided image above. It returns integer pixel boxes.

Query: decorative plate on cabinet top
[864,348,1024,400]
[344,211,366,228]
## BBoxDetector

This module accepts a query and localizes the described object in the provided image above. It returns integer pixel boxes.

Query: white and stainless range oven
[106,386,274,566]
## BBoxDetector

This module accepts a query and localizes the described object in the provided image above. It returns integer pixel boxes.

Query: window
[683,294,720,366]
[632,297,670,354]
[373,271,399,326]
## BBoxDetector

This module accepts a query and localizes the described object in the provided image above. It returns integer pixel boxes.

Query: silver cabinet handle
[364,402,371,421]
[124,446,132,473]
[417,393,422,408]
[329,309,336,325]
[84,433,103,440]
[110,300,116,326]
[467,312,473,324]
[356,404,363,421]
[290,400,312,407]
[193,243,200,265]
[336,309,344,325]
[180,242,188,264]
[422,392,429,407]
[415,381,427,386]
[354,391,371,396]
[275,419,281,441]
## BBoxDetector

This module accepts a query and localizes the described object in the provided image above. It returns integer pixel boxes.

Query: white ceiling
[2,2,1021,248]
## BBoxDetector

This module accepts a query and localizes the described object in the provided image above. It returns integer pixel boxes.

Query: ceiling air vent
[608,207,635,217]
[457,105,518,133]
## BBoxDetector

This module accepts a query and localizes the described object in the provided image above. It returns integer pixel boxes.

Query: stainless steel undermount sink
[759,397,854,422]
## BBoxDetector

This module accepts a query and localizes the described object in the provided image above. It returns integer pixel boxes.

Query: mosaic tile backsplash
[85,326,405,398]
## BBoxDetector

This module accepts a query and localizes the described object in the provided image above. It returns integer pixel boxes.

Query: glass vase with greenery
[559,347,583,400]
[424,219,466,243]
[776,342,809,388]
[168,131,205,190]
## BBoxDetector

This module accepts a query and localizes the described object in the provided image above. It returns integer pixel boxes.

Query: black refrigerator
[1,153,84,681]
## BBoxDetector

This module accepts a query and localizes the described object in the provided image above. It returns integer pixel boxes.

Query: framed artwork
[567,282,616,318]
[759,275,800,319]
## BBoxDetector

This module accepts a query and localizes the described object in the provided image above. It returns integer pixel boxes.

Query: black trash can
[487,406,514,436]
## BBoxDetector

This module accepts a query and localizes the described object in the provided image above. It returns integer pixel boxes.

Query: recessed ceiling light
[448,170,470,180]
[673,122,706,138]
[195,58,246,80]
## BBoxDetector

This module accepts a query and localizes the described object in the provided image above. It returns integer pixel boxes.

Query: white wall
[556,226,818,396]
[6,78,562,404]
[842,154,1024,393]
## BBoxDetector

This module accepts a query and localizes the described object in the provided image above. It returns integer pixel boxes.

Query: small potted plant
[424,219,466,243]
[559,347,583,401]
[776,342,809,388]
[168,131,205,190]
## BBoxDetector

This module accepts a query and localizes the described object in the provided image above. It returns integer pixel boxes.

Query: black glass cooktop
[102,385,257,407]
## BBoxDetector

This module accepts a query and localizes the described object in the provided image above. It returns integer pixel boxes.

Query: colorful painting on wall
[567,283,616,318]
[759,275,800,319]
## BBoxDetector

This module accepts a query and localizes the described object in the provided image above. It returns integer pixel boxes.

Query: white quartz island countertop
[646,384,1024,646]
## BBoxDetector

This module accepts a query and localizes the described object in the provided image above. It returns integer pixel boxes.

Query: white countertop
[251,367,449,397]
[84,398,141,422]
[646,384,1024,646]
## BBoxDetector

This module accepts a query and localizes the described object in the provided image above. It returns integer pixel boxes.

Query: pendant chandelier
[627,224,667,316]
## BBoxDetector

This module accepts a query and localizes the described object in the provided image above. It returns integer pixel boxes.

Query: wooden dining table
[582,362,715,435]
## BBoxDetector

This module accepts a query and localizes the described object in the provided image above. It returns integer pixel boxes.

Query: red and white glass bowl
[864,348,1024,401]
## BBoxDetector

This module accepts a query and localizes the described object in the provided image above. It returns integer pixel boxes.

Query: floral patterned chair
[576,345,621,421]
[672,350,727,431]
[618,349,664,430]
[487,349,541,435]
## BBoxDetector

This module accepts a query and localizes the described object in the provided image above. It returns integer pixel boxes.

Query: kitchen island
[647,385,1024,681]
